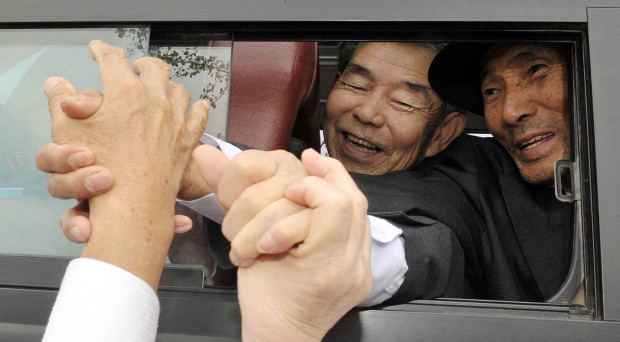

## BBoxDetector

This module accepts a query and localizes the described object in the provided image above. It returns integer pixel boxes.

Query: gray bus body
[1,1,620,340]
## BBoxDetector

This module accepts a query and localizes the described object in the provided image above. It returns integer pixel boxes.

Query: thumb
[44,76,77,123]
[300,149,356,189]
[192,144,229,195]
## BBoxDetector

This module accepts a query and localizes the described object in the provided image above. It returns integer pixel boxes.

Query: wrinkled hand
[193,147,372,341]
[36,90,112,243]
[36,66,210,243]
[44,40,208,288]
[239,150,371,341]
[193,146,311,267]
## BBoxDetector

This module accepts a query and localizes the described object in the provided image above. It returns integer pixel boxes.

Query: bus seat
[225,41,320,152]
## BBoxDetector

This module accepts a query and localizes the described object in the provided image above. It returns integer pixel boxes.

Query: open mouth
[519,133,554,150]
[344,132,381,153]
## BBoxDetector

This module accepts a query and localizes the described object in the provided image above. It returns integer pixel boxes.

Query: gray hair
[337,41,448,73]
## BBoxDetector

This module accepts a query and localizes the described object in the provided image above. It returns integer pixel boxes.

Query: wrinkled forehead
[481,43,567,74]
[347,42,439,88]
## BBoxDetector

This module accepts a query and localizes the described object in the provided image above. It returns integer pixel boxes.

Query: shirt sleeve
[358,215,408,307]
[199,133,243,159]
[176,134,242,223]
[43,258,159,342]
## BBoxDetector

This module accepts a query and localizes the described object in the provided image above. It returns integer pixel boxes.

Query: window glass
[149,42,231,139]
[0,28,231,259]
[0,27,149,257]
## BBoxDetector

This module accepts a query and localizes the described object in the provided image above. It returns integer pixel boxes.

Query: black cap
[428,42,494,116]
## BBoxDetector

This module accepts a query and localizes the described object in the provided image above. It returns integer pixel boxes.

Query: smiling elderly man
[324,42,464,174]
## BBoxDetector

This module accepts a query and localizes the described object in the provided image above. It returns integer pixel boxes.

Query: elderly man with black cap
[419,41,578,302]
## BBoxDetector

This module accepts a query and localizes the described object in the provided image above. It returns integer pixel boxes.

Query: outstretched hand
[239,149,372,341]
[36,74,209,243]
[44,40,209,288]
[193,146,311,268]
[192,146,372,341]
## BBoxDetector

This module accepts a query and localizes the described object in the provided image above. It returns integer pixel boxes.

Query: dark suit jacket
[352,134,574,303]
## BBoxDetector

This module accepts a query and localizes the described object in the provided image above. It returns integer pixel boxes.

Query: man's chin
[518,167,556,187]
[341,160,384,175]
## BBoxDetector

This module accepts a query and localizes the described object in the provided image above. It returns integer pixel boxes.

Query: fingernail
[67,92,86,104]
[68,151,92,169]
[43,77,62,96]
[69,226,85,243]
[199,100,211,109]
[175,222,193,234]
[84,171,112,193]
[257,230,275,254]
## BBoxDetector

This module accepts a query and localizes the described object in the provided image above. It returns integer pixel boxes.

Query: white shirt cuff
[43,258,159,342]
[177,134,242,223]
[199,133,243,159]
[178,193,225,224]
[359,215,408,307]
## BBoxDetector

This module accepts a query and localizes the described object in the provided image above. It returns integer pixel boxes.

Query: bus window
[0,25,593,318]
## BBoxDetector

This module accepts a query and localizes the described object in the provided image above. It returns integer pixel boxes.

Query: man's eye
[528,64,547,76]
[483,88,500,98]
[394,101,414,110]
[338,79,366,91]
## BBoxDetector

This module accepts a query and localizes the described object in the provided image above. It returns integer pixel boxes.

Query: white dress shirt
[43,258,159,342]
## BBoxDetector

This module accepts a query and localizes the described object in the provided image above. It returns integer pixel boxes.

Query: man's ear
[424,111,466,158]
